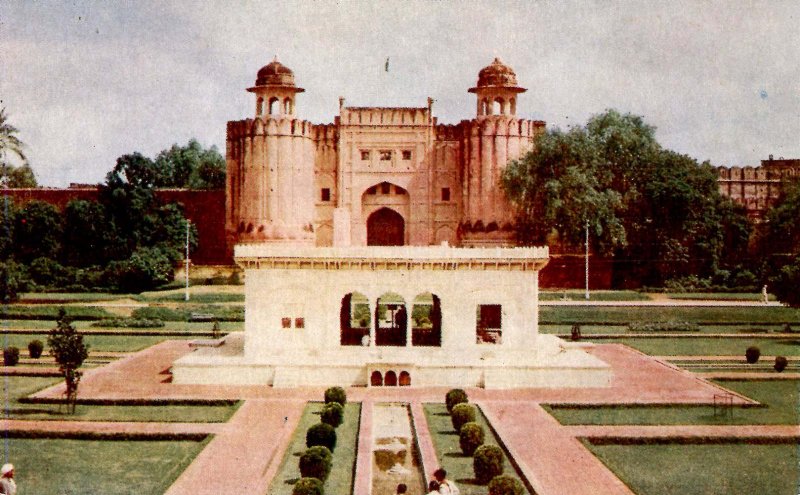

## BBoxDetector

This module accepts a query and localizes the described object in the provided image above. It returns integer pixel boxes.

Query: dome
[255,58,296,87]
[469,58,526,93]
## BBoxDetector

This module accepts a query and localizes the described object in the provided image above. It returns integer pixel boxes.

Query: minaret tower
[225,57,316,249]
[468,57,526,118]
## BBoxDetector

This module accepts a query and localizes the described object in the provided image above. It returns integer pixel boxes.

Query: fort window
[281,317,292,329]
[476,304,502,344]
[321,188,331,202]
[340,292,370,346]
[381,182,391,194]
[380,150,392,161]
[361,150,370,160]
[412,293,442,347]
[441,187,451,202]
[402,150,412,160]
[294,317,305,329]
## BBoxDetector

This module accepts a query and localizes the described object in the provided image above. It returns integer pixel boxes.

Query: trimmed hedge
[321,402,344,428]
[299,446,333,482]
[90,318,165,328]
[488,475,525,495]
[628,321,699,332]
[306,423,337,452]
[745,346,761,364]
[446,388,469,413]
[324,386,347,406]
[774,356,788,372]
[451,403,476,432]
[3,346,20,366]
[292,477,324,495]
[474,444,505,484]
[459,421,485,455]
[27,339,44,358]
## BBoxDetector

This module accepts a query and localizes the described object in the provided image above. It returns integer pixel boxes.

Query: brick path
[352,400,373,495]
[164,399,306,495]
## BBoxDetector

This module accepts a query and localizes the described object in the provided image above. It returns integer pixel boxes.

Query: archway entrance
[367,208,405,246]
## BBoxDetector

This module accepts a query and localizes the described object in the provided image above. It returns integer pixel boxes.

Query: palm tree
[0,107,29,187]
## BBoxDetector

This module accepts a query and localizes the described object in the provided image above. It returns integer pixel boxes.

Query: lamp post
[585,220,590,301]
[184,220,191,302]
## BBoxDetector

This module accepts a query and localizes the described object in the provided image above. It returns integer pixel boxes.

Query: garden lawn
[545,380,799,426]
[18,292,135,302]
[2,376,241,422]
[591,337,800,356]
[0,305,113,320]
[269,402,360,495]
[666,292,776,301]
[540,290,650,301]
[1,333,189,352]
[587,443,798,495]
[540,306,800,324]
[4,437,207,495]
[541,324,796,335]
[424,403,530,495]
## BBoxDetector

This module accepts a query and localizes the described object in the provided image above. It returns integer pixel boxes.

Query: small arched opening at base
[370,371,383,387]
[384,371,398,387]
[399,371,411,386]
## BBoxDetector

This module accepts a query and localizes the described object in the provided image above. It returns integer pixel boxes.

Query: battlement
[340,106,432,126]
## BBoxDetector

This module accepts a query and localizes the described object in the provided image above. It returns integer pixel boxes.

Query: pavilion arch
[399,371,411,386]
[384,370,398,386]
[268,97,279,115]
[375,292,407,346]
[493,97,504,115]
[256,97,264,116]
[412,292,442,347]
[370,371,383,387]
[340,292,371,346]
[481,98,490,116]
[283,97,293,115]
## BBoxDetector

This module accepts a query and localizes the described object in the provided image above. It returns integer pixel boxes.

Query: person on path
[434,468,459,495]
[0,464,17,495]
[426,480,440,495]
[395,483,407,495]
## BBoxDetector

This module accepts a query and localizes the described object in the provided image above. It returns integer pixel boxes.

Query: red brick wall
[1,188,227,265]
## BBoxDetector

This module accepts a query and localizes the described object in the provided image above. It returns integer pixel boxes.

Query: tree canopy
[0,107,37,188]
[502,109,752,287]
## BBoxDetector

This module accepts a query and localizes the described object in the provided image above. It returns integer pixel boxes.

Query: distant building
[716,157,800,219]
[224,57,545,255]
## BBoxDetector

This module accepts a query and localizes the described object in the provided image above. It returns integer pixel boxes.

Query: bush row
[295,387,349,495]
[627,321,700,332]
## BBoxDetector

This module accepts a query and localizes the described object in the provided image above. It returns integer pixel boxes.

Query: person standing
[434,468,459,495]
[0,464,16,495]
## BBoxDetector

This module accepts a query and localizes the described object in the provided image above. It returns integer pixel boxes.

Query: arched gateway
[367,207,405,246]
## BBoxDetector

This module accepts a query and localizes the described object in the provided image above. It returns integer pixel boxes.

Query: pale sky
[1,0,798,186]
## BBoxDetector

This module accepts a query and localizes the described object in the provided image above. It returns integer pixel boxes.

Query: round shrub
[324,386,347,406]
[321,401,344,428]
[774,355,788,372]
[306,422,337,452]
[292,477,324,495]
[3,346,20,366]
[451,403,476,432]
[459,421,485,455]
[27,339,44,359]
[446,388,468,413]
[745,346,761,364]
[473,444,505,484]
[299,446,332,482]
[488,475,525,495]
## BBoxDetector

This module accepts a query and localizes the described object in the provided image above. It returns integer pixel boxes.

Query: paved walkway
[352,400,373,495]
[481,401,635,495]
[164,399,306,495]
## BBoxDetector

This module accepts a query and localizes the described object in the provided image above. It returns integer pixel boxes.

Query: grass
[269,402,361,495]
[0,305,114,320]
[545,380,799,426]
[540,290,651,301]
[136,293,245,303]
[540,306,800,324]
[1,375,241,422]
[0,333,190,352]
[541,323,796,336]
[131,305,244,322]
[18,292,136,302]
[591,337,800,356]
[3,437,207,494]
[424,403,530,495]
[587,443,799,495]
[1,319,243,332]
[666,292,776,301]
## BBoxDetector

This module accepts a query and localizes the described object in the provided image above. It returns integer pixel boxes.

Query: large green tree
[14,200,63,264]
[759,178,800,307]
[502,109,751,287]
[153,139,225,189]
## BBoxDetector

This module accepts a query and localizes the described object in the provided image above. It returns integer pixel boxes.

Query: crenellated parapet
[715,159,800,219]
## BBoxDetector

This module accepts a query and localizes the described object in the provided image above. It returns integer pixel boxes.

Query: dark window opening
[395,185,406,195]
[402,150,412,160]
[380,150,392,161]
[361,150,370,160]
[384,370,398,386]
[367,186,377,195]
[371,371,383,386]
[476,304,502,344]
[321,188,331,202]
[441,187,451,202]
[381,182,391,194]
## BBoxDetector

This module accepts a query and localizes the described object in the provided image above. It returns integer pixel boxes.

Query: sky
[1,0,798,186]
